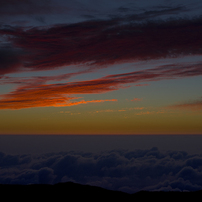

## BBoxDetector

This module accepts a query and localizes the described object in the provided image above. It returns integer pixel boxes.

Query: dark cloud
[1,148,202,193]
[0,46,22,75]
[1,16,202,75]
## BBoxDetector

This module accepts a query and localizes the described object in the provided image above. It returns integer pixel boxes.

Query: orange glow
[0,92,117,109]
[62,99,117,107]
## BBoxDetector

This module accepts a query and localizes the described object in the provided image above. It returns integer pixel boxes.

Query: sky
[0,0,202,135]
[0,0,202,193]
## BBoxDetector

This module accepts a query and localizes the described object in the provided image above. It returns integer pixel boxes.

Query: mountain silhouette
[0,182,201,200]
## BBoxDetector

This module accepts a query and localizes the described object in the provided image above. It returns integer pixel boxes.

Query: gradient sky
[0,0,202,135]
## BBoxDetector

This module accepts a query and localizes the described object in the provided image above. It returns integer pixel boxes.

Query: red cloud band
[0,92,117,109]
[1,62,202,109]
[1,17,202,75]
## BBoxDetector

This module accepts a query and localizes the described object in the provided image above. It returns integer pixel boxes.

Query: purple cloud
[1,16,202,75]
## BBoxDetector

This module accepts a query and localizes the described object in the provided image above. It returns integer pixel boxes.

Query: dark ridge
[0,182,130,200]
[0,182,201,200]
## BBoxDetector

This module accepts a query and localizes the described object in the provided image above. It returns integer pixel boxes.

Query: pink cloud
[131,98,142,102]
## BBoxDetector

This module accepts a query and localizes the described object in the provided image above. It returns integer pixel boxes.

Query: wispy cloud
[130,98,142,102]
[167,98,202,111]
[63,99,117,107]
[0,69,91,86]
[135,84,149,87]
[92,107,145,114]
[1,61,202,109]
[136,110,165,115]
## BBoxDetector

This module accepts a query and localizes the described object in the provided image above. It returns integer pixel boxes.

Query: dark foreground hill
[0,182,201,200]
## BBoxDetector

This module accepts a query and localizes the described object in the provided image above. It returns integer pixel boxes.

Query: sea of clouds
[1,147,202,193]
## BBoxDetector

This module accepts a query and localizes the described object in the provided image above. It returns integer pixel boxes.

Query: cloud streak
[0,91,117,109]
[0,61,202,109]
[92,107,144,114]
[62,99,117,107]
[168,98,202,111]
[131,98,142,102]
[0,69,91,86]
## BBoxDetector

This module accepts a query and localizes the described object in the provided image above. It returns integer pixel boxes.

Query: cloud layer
[1,16,202,75]
[1,5,202,110]
[1,147,202,193]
